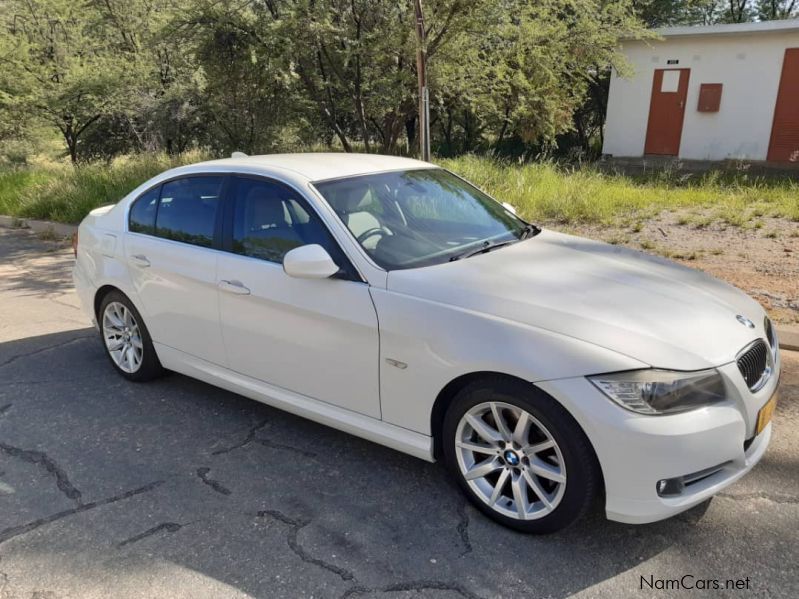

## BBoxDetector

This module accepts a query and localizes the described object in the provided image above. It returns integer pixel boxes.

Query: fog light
[656,478,685,497]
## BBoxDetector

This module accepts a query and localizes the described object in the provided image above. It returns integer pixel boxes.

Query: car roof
[192,153,437,182]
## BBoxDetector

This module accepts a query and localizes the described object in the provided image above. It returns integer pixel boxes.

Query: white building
[603,20,799,163]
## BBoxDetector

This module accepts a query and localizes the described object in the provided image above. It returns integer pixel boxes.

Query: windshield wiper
[448,222,540,262]
[449,240,516,262]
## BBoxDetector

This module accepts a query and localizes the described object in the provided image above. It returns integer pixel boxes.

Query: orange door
[767,49,799,163]
[644,69,690,156]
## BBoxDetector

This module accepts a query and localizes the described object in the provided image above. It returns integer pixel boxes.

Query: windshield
[313,168,531,270]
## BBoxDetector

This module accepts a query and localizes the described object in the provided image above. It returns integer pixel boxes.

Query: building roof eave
[621,18,799,42]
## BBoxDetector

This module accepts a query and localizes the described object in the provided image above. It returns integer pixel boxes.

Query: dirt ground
[556,209,799,325]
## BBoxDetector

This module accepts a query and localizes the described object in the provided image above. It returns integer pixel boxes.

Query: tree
[756,0,798,19]
[279,0,480,154]
[181,3,294,154]
[90,0,206,155]
[0,0,143,162]
[434,0,647,156]
[721,0,755,21]
[632,0,721,26]
[0,0,653,161]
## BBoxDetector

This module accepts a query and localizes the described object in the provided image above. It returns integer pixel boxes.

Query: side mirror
[502,202,517,215]
[283,244,339,279]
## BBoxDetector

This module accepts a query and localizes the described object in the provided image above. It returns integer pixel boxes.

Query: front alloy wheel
[443,378,600,533]
[456,401,567,520]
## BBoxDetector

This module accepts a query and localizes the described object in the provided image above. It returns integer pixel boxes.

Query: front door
[216,175,381,419]
[644,68,690,156]
[768,48,799,163]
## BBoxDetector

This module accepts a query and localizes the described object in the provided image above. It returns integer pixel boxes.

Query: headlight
[588,369,726,415]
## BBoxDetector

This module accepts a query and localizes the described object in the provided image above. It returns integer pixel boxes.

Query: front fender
[370,288,647,435]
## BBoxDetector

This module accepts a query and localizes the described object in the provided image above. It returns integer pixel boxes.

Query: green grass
[0,168,58,217]
[438,155,799,225]
[1,152,798,225]
[0,152,208,224]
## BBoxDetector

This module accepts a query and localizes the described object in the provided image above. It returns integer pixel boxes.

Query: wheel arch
[431,371,531,459]
[93,284,138,321]
[430,372,605,494]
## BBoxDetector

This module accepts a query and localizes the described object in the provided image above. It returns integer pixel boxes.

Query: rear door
[215,175,381,418]
[125,175,228,365]
[644,68,690,156]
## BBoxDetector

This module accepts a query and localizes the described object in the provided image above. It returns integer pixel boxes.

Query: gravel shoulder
[555,209,799,325]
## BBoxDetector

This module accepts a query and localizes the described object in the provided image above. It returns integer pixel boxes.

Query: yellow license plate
[756,392,778,435]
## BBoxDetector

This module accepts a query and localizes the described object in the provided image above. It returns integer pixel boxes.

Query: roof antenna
[231,151,248,158]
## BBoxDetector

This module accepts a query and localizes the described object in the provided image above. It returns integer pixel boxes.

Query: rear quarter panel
[75,205,139,321]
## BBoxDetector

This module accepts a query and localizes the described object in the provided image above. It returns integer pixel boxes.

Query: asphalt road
[0,226,797,599]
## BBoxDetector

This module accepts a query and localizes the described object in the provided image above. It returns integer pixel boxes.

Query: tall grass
[0,152,797,225]
[0,168,57,217]
[439,155,799,225]
[0,152,208,224]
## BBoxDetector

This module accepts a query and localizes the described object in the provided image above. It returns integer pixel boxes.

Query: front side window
[231,177,352,274]
[313,169,528,270]
[155,176,224,248]
[129,186,160,234]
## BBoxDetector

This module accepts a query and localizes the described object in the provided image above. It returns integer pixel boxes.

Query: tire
[442,377,601,534]
[98,290,164,382]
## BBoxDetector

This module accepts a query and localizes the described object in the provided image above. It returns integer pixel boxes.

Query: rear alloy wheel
[99,291,164,381]
[443,379,600,533]
[103,301,143,374]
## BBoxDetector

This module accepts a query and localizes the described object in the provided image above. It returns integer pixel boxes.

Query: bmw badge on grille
[736,315,755,328]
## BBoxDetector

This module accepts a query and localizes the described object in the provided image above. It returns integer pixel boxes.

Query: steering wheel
[356,227,390,244]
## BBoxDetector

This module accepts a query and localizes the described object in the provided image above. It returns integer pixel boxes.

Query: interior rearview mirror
[283,244,339,279]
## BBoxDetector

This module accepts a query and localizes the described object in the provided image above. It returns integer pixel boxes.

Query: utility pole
[414,0,430,161]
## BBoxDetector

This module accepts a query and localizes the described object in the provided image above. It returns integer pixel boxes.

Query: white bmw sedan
[73,153,780,533]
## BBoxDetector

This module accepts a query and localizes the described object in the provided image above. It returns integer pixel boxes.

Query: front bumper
[605,422,771,524]
[536,353,779,524]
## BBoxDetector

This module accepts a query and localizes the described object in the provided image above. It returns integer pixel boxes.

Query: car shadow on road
[0,329,792,598]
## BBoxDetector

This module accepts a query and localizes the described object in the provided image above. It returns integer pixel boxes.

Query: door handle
[218,280,251,295]
[129,254,150,268]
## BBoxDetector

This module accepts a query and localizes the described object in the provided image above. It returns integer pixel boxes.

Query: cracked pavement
[0,226,797,598]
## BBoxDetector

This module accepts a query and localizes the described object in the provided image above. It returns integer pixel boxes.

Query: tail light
[71,231,78,258]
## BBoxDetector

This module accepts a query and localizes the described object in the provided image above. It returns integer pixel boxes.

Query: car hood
[386,230,765,371]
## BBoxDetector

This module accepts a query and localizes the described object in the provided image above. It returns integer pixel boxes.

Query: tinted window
[155,177,224,248]
[231,178,349,269]
[129,186,160,234]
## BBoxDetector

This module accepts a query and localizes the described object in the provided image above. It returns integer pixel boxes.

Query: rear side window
[129,186,160,234]
[155,177,224,248]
